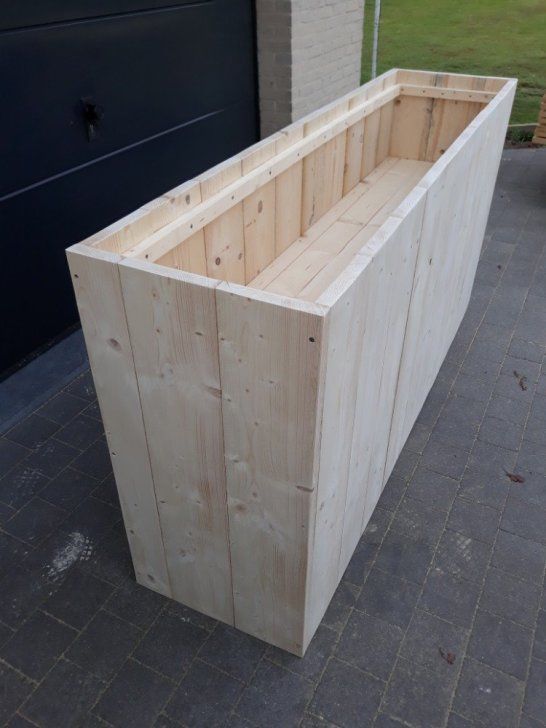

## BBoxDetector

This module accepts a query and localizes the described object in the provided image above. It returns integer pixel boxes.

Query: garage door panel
[2,0,256,196]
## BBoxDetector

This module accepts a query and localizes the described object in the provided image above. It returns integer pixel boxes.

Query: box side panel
[66,246,171,595]
[385,85,515,476]
[339,194,426,574]
[216,285,325,655]
[118,261,233,623]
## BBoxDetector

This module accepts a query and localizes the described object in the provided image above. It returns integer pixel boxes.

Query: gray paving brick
[433,529,491,584]
[453,657,524,727]
[478,415,523,451]
[458,466,510,510]
[524,659,546,723]
[421,437,470,479]
[480,567,540,628]
[509,338,546,364]
[447,497,500,544]
[356,569,419,629]
[486,394,530,426]
[267,625,336,682]
[336,611,403,680]
[468,609,532,680]
[406,466,458,513]
[502,495,546,544]
[491,530,546,584]
[420,567,480,628]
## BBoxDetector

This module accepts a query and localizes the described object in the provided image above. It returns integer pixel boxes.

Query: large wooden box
[67,69,515,655]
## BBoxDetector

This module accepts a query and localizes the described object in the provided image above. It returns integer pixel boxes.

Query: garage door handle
[81,99,104,142]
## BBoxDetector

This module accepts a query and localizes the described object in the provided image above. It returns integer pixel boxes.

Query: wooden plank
[215,283,326,655]
[123,85,401,262]
[377,100,394,164]
[242,139,278,282]
[119,259,233,623]
[343,119,365,194]
[385,82,516,478]
[275,125,304,254]
[302,125,348,231]
[66,244,171,596]
[400,84,495,103]
[155,230,207,275]
[390,95,433,160]
[361,108,381,177]
[201,159,246,283]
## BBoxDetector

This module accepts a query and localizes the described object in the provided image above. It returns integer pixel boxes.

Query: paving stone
[390,495,446,545]
[486,394,530,426]
[377,473,406,512]
[451,372,495,403]
[421,437,470,479]
[523,660,546,722]
[361,507,392,545]
[458,466,510,510]
[468,609,532,680]
[518,440,546,477]
[310,658,383,728]
[524,416,546,447]
[343,539,378,585]
[433,529,491,584]
[420,567,480,628]
[447,714,474,728]
[133,611,208,681]
[24,438,80,478]
[478,415,523,451]
[468,439,517,477]
[237,660,314,728]
[67,610,142,680]
[0,500,15,526]
[381,657,454,727]
[391,449,419,481]
[520,713,546,728]
[6,414,60,450]
[4,498,67,545]
[502,356,542,383]
[434,396,484,451]
[39,467,99,511]
[0,565,57,628]
[267,625,336,682]
[502,495,546,544]
[447,496,500,544]
[495,372,536,402]
[166,600,217,633]
[55,414,104,451]
[399,609,467,681]
[374,528,435,584]
[0,663,34,724]
[321,580,360,632]
[453,657,524,727]
[37,392,89,426]
[406,466,458,513]
[21,659,104,728]
[65,372,96,401]
[534,610,546,661]
[71,438,112,481]
[43,568,114,629]
[404,422,431,455]
[0,438,30,478]
[94,659,173,727]
[0,610,76,680]
[373,714,406,727]
[79,525,133,587]
[0,465,50,509]
[60,497,120,541]
[105,580,167,630]
[492,530,546,584]
[82,399,102,421]
[356,569,419,629]
[199,623,265,682]
[165,659,242,727]
[480,567,541,628]
[91,473,120,509]
[6,715,36,728]
[0,531,30,579]
[336,611,403,680]
[24,528,96,584]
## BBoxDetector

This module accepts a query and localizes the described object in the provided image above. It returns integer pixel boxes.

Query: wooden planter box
[68,69,515,656]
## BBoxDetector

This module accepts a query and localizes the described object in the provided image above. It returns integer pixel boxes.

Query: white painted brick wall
[255,0,365,137]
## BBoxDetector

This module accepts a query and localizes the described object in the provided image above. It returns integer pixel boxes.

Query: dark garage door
[0,0,258,372]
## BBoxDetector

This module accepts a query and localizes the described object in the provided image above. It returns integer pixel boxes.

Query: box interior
[87,69,507,303]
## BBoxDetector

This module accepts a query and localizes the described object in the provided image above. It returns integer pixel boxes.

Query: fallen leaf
[439,647,456,665]
[513,370,528,391]
[503,469,525,483]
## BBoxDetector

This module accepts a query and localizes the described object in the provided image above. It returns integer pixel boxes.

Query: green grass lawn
[362,0,546,123]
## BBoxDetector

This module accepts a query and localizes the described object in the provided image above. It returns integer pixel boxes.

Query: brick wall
[255,0,365,137]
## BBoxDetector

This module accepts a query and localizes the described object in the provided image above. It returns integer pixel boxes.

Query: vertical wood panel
[155,230,207,275]
[66,245,171,596]
[275,125,304,253]
[361,108,381,177]
[343,119,365,194]
[216,284,326,655]
[119,260,233,623]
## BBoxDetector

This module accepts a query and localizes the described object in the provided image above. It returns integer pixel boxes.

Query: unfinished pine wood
[68,70,516,657]
[119,260,233,622]
[67,245,171,596]
[216,284,326,654]
[248,157,431,301]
